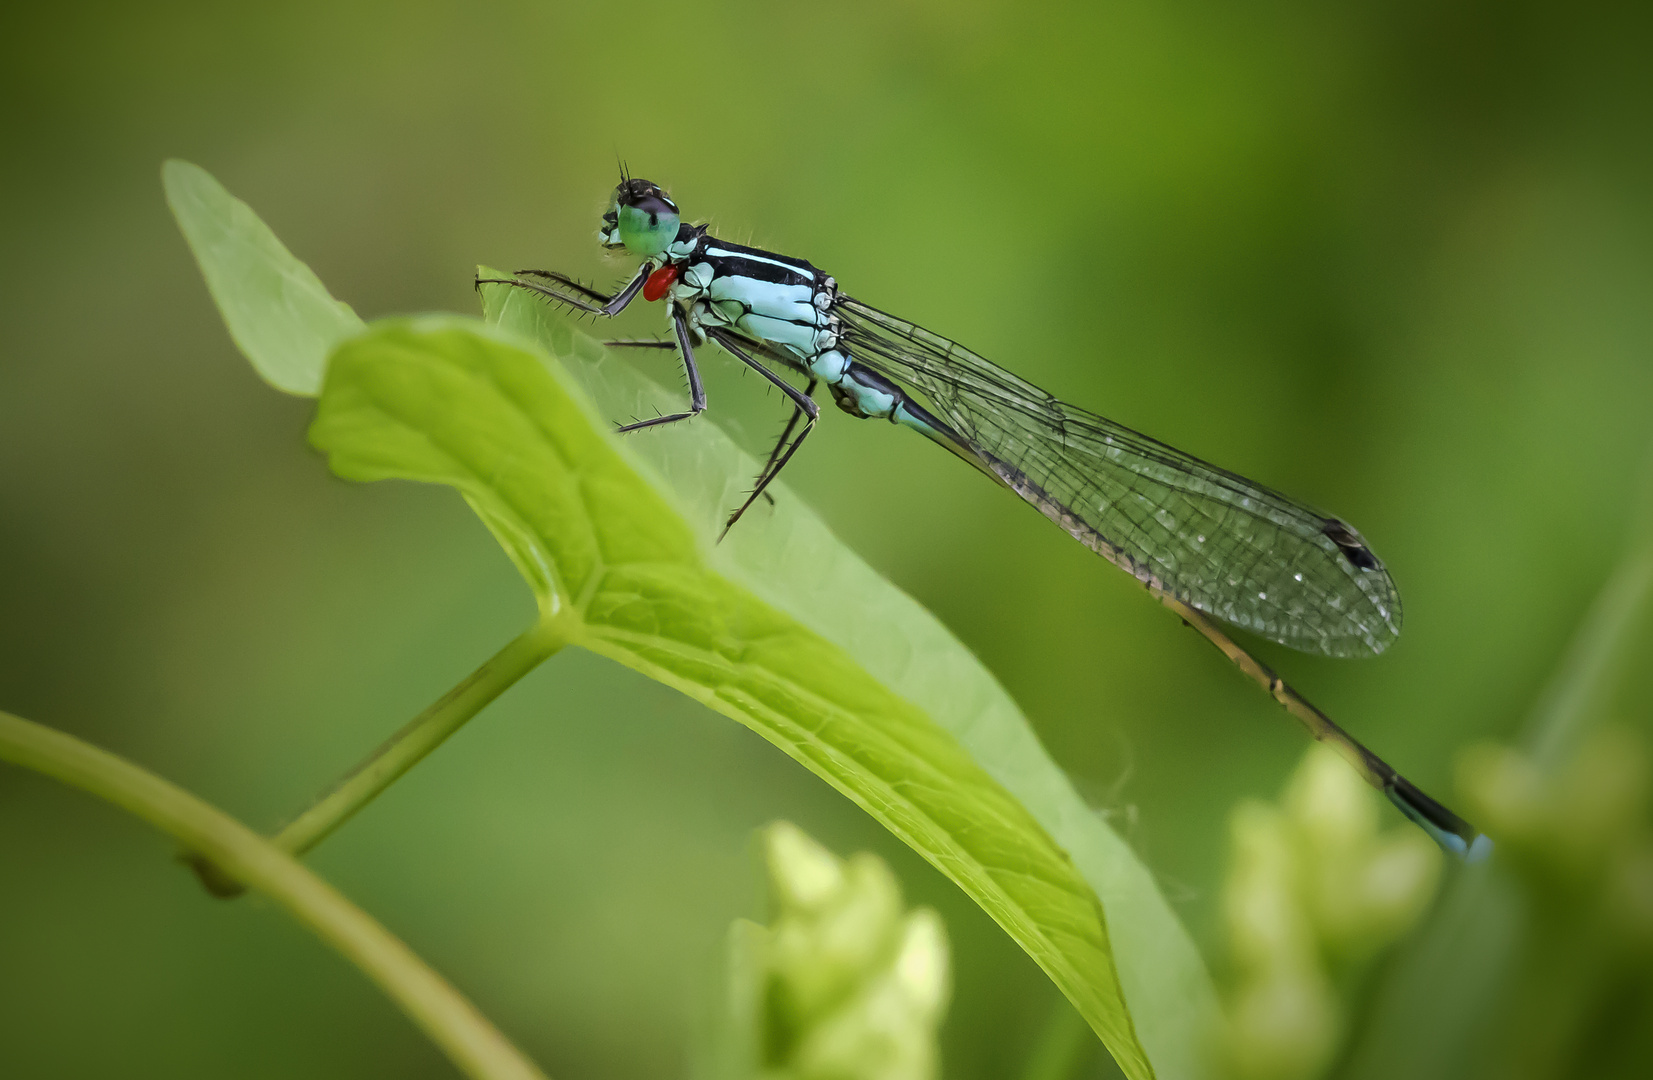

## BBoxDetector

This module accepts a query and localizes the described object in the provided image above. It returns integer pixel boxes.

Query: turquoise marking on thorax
[708,275,814,317]
[737,315,806,352]
[670,256,839,360]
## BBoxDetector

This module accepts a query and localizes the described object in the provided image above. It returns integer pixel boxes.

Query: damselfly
[479,176,1489,859]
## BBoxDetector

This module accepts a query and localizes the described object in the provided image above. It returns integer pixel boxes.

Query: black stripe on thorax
[691,233,822,287]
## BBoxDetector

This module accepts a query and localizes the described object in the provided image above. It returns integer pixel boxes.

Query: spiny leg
[513,269,611,303]
[727,393,817,534]
[474,264,650,318]
[511,268,610,302]
[615,309,707,433]
[757,376,818,482]
[476,268,704,431]
[744,376,817,509]
[708,330,819,535]
[610,338,803,505]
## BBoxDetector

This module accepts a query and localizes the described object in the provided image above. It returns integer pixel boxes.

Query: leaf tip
[160,158,211,211]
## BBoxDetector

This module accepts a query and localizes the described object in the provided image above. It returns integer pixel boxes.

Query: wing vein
[834,295,1401,656]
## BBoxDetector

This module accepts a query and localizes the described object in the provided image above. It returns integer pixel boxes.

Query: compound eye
[617,192,680,257]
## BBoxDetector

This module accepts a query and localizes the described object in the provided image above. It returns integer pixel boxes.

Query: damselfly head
[600,177,680,258]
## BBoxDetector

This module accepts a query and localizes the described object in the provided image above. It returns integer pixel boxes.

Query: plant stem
[0,709,551,1080]
[274,619,567,858]
[1524,534,1653,770]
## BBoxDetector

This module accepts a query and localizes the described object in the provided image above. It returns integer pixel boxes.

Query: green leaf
[163,158,1219,1077]
[308,310,1211,1080]
[163,159,362,395]
[479,279,1221,1080]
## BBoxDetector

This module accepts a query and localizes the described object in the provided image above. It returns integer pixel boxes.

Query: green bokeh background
[2,2,1651,1077]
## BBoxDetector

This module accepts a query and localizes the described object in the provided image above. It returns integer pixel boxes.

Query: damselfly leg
[610,333,815,511]
[475,266,649,318]
[707,329,818,534]
[479,270,708,433]
[756,376,819,486]
[613,311,706,433]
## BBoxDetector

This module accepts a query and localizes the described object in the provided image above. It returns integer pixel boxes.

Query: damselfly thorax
[650,230,947,432]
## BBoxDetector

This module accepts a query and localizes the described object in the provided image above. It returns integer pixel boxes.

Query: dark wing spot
[1322,518,1382,571]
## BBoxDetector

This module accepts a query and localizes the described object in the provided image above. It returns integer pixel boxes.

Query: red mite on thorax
[643,264,679,302]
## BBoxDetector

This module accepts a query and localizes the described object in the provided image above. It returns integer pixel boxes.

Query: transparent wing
[835,296,1402,657]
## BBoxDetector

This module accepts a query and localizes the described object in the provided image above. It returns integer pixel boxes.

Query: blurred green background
[3,1,1651,1077]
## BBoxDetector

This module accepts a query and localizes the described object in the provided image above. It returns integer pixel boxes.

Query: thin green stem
[1525,538,1653,769]
[275,619,567,857]
[0,709,550,1080]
